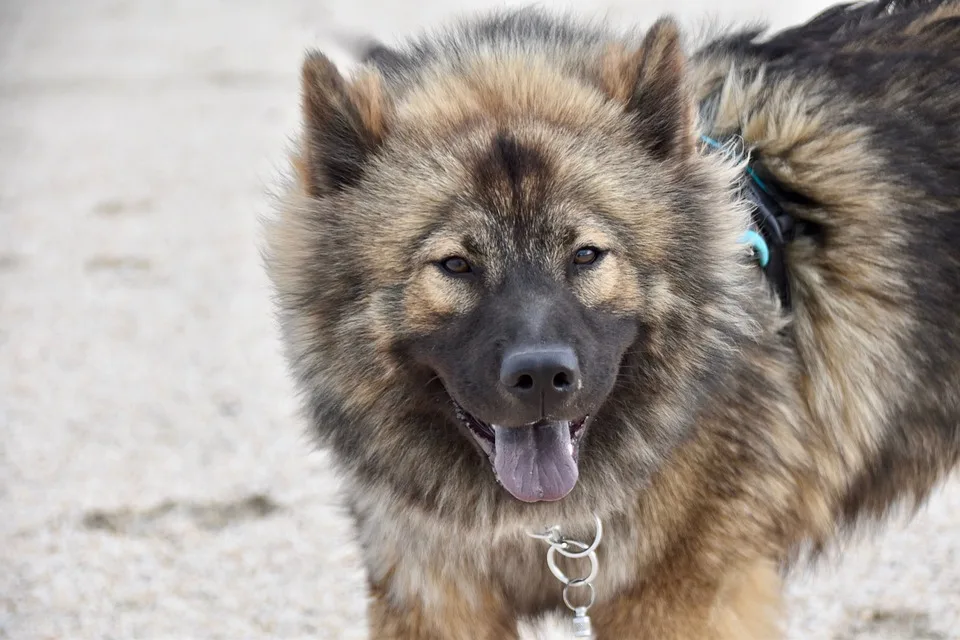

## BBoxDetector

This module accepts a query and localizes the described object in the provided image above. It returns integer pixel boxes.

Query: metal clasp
[527,514,603,639]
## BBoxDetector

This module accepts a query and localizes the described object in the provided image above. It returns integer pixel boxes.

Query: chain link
[527,514,602,639]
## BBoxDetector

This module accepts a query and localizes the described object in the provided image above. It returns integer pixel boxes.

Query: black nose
[499,346,581,415]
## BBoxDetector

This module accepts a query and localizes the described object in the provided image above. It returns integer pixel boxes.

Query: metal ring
[552,539,589,554]
[553,514,603,559]
[562,580,596,611]
[526,525,561,542]
[547,544,598,585]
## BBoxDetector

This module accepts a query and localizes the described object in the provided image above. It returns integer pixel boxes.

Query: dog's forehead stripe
[472,131,551,196]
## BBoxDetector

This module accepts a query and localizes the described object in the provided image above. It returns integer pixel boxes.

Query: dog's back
[694,0,960,535]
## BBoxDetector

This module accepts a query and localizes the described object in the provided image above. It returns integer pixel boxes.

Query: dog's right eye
[439,256,472,275]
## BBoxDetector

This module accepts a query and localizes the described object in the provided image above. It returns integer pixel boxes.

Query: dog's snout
[499,346,581,414]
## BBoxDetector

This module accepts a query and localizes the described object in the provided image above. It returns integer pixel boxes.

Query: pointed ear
[298,52,389,196]
[601,18,694,161]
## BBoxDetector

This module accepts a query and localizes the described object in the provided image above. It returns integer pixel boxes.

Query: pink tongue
[493,422,578,502]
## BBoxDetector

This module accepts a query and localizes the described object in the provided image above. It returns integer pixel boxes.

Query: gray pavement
[1,1,958,638]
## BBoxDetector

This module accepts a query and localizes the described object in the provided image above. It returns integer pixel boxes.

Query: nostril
[500,346,580,401]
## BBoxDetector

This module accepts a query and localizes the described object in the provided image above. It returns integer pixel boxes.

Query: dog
[262,1,960,637]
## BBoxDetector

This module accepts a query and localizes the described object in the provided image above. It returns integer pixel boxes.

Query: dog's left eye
[440,256,473,274]
[572,247,601,265]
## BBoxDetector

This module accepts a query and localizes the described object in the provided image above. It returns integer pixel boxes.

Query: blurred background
[1,1,958,638]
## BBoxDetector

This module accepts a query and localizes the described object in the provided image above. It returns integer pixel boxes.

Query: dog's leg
[590,559,783,639]
[367,579,520,640]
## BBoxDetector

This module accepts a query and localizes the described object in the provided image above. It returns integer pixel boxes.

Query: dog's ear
[600,18,694,162]
[299,52,390,196]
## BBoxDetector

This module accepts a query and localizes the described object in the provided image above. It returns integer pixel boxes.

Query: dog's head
[266,12,761,514]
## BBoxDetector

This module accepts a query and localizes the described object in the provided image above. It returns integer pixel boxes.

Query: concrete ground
[1,1,958,638]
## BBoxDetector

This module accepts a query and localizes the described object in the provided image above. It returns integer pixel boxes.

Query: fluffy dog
[263,1,960,636]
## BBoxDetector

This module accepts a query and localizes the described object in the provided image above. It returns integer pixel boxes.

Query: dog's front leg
[590,559,783,640]
[367,578,519,640]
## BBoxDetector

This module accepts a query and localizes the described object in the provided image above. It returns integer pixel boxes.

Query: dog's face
[402,132,641,502]
[267,16,761,515]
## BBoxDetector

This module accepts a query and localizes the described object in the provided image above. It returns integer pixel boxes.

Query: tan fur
[368,576,518,640]
[404,268,479,330]
[590,561,783,639]
[904,1,960,34]
[346,69,390,141]
[395,57,621,138]
[598,43,644,104]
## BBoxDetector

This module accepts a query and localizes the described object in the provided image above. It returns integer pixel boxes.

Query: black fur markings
[312,110,372,192]
[480,132,549,193]
[627,81,685,160]
[301,52,380,194]
[469,132,555,226]
[495,134,537,187]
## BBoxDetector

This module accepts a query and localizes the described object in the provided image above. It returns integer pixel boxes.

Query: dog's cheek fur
[570,254,643,313]
[402,268,480,335]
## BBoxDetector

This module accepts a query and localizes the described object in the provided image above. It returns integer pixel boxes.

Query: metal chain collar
[527,514,603,639]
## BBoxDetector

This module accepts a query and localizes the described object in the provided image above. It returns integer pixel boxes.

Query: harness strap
[698,89,798,310]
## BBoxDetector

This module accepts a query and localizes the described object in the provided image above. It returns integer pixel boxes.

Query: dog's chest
[355,499,649,617]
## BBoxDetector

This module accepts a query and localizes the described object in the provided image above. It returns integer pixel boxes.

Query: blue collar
[699,134,800,310]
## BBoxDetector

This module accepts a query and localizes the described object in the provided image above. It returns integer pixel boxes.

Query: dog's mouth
[453,402,590,503]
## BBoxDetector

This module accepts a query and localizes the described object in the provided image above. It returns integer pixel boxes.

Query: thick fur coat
[263,1,960,637]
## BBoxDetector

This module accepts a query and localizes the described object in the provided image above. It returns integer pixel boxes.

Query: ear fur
[299,52,389,195]
[601,18,695,161]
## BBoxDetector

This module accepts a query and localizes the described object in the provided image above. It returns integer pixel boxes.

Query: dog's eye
[572,247,601,265]
[440,256,472,275]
